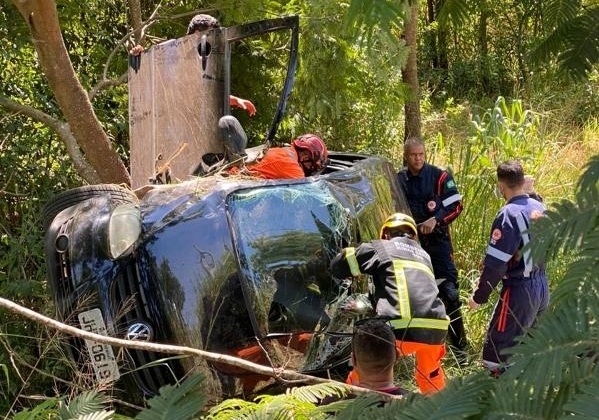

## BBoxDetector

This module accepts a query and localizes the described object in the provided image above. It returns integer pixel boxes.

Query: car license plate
[78,308,120,383]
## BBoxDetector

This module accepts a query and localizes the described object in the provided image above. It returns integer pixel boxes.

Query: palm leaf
[135,373,206,420]
[437,0,476,29]
[544,0,581,27]
[557,7,599,79]
[530,4,599,79]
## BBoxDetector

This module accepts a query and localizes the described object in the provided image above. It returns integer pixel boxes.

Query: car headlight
[108,203,141,259]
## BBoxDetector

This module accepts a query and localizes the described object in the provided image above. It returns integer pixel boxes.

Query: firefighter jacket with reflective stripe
[473,194,547,304]
[398,163,463,236]
[330,237,449,344]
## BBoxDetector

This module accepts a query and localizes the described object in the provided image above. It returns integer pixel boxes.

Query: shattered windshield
[227,180,352,335]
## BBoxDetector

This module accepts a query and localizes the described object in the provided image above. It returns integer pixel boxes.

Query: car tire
[42,184,137,231]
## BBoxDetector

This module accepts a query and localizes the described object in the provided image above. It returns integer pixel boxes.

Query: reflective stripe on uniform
[486,245,512,262]
[515,212,532,277]
[345,247,361,277]
[393,260,411,318]
[442,193,462,207]
[399,260,435,278]
[390,317,450,330]
[391,259,437,322]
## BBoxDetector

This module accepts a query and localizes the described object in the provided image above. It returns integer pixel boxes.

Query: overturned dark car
[44,156,408,399]
[42,15,410,402]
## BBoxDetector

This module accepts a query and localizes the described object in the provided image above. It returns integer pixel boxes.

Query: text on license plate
[78,308,120,383]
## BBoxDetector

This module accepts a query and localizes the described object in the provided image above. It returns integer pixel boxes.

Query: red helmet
[292,134,328,175]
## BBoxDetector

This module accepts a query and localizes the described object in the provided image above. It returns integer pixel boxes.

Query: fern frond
[577,151,599,195]
[77,411,115,420]
[563,381,599,419]
[204,397,257,420]
[58,390,109,419]
[332,393,389,420]
[380,374,492,420]
[529,197,599,262]
[484,277,599,419]
[136,373,206,420]
[253,395,322,420]
[287,381,350,403]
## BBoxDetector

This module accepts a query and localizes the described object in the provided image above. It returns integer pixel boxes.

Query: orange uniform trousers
[346,340,446,394]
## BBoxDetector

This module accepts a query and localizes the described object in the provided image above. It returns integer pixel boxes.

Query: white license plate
[78,308,120,383]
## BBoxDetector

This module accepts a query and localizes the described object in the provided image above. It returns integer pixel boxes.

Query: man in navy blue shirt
[398,138,468,363]
[469,160,549,374]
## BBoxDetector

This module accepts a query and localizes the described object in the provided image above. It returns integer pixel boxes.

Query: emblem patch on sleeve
[491,228,502,241]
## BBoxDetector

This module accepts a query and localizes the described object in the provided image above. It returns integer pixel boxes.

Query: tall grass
[418,96,599,375]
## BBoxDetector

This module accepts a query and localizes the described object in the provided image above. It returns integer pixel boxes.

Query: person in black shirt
[397,137,468,364]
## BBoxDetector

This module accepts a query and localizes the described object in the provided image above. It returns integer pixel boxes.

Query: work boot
[218,115,247,160]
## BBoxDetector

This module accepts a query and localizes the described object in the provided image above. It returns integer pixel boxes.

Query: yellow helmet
[380,213,418,239]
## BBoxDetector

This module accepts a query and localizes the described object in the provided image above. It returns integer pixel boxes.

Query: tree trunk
[478,6,490,92]
[12,0,131,185]
[402,0,421,140]
[436,0,448,70]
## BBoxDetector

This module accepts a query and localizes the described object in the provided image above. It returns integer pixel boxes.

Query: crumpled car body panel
[44,155,408,400]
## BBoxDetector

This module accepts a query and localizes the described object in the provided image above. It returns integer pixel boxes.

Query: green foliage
[58,391,113,420]
[2,0,599,418]
[529,2,599,80]
[434,96,544,274]
[342,0,408,41]
[135,373,207,420]
[13,398,59,420]
[206,382,348,419]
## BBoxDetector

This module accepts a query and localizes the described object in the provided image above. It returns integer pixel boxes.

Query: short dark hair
[187,14,220,35]
[352,319,396,373]
[497,160,525,188]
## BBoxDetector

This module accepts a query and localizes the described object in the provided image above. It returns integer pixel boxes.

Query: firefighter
[397,137,468,363]
[219,114,328,179]
[330,213,449,394]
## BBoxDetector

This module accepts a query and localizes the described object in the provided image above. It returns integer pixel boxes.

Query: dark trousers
[422,236,468,351]
[482,273,549,365]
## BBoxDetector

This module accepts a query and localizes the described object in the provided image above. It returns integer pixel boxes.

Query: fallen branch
[0,296,317,383]
[0,297,402,401]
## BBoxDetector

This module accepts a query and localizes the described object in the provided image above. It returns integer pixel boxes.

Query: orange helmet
[380,213,418,239]
[292,134,328,175]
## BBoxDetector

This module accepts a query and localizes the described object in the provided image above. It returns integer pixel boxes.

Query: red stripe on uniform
[497,287,511,332]
[437,172,447,195]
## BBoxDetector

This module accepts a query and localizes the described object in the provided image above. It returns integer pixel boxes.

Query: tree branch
[0,296,401,401]
[11,0,131,185]
[0,95,101,184]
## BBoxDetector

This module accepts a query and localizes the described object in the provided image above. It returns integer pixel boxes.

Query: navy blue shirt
[473,194,547,304]
[398,163,463,230]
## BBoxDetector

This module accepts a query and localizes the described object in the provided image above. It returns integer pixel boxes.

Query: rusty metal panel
[128,30,226,188]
